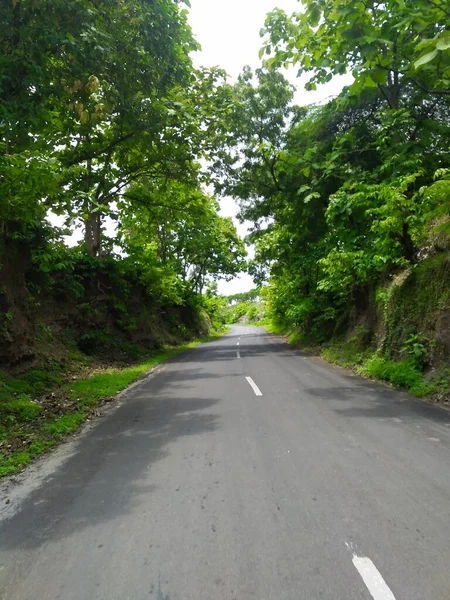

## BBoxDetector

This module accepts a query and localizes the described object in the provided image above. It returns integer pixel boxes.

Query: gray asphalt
[1,325,450,599]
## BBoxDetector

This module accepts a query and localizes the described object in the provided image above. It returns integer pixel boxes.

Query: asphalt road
[1,325,450,600]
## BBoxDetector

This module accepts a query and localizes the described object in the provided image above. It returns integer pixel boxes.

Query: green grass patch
[358,356,431,396]
[0,367,63,403]
[263,321,287,335]
[322,344,373,369]
[244,320,268,328]
[319,340,447,398]
[0,330,226,478]
[357,357,450,398]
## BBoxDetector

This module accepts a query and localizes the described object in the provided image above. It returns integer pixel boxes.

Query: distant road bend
[1,326,450,599]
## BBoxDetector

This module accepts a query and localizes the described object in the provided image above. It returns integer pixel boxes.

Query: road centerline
[352,555,396,600]
[245,376,263,396]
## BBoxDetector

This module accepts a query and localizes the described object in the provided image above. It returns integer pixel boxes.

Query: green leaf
[304,192,320,203]
[414,49,438,68]
[297,184,311,195]
[436,35,450,51]
[369,69,387,84]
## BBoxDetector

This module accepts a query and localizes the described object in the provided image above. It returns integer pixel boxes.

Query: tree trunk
[400,221,416,263]
[0,237,35,367]
[84,211,102,257]
[82,154,103,258]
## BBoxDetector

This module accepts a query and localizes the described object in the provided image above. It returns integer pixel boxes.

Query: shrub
[360,356,431,396]
[119,342,145,360]
[400,333,430,369]
[77,328,113,354]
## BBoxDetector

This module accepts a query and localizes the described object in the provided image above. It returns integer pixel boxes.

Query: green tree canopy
[262,0,450,105]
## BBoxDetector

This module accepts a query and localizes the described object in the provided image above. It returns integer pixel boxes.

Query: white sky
[188,0,351,295]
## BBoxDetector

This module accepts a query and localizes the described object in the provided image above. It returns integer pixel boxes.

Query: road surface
[1,326,450,599]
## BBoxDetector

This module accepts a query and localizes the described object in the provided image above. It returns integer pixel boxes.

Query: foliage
[200,0,450,400]
[220,288,264,324]
[262,0,450,103]
[210,0,450,358]
[1,0,449,432]
[120,181,246,298]
[0,0,246,372]
[400,333,430,368]
[359,356,430,396]
[77,328,113,355]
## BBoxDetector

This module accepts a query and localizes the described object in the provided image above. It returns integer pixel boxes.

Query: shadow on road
[305,381,450,427]
[0,375,220,550]
[168,340,298,364]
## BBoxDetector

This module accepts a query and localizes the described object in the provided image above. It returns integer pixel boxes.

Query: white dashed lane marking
[352,555,396,600]
[245,377,263,397]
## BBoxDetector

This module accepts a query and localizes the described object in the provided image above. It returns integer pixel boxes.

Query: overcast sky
[188,0,351,295]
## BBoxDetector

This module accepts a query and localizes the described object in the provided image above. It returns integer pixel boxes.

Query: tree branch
[377,84,393,107]
[425,0,450,18]
[411,78,450,96]
[65,132,135,167]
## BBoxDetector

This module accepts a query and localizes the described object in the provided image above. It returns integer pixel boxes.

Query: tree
[51,0,200,256]
[211,66,294,229]
[118,180,246,298]
[1,0,229,257]
[261,0,450,105]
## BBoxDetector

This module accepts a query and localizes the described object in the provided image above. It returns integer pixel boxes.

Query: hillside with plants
[213,0,450,399]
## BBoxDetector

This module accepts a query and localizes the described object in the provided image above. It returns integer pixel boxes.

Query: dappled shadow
[305,382,450,426]
[1,327,299,554]
[167,339,299,365]
[0,377,220,550]
[153,367,232,381]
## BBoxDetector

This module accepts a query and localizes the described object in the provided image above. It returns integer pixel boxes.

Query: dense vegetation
[213,0,450,396]
[222,289,264,324]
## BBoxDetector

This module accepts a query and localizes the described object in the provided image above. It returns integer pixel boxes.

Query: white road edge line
[245,376,263,397]
[237,350,241,359]
[352,555,396,600]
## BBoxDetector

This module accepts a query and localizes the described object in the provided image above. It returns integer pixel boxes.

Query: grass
[0,330,227,478]
[357,357,450,398]
[357,356,431,396]
[322,345,450,400]
[321,344,373,369]
[320,337,449,400]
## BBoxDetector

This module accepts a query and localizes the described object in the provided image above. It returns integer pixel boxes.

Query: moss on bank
[378,253,450,364]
